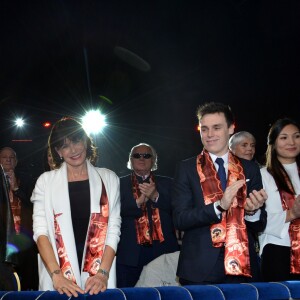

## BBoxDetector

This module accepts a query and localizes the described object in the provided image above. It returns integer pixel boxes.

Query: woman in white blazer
[31,117,121,297]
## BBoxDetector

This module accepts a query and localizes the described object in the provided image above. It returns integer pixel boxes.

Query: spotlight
[82,110,107,135]
[15,118,25,127]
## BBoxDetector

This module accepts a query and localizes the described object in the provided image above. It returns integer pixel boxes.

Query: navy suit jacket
[116,173,179,267]
[172,156,267,283]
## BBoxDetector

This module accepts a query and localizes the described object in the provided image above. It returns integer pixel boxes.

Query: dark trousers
[0,263,19,291]
[179,247,258,285]
[116,263,143,288]
[261,243,300,282]
[179,274,253,286]
[117,244,156,287]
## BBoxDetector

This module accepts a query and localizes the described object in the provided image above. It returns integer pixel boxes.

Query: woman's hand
[52,271,84,297]
[84,272,108,295]
[287,195,300,222]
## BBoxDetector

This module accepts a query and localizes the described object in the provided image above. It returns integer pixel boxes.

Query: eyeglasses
[131,153,152,159]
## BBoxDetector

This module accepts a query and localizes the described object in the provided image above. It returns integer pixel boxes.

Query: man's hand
[6,169,18,191]
[244,188,267,212]
[139,178,158,201]
[220,179,245,210]
[136,194,148,207]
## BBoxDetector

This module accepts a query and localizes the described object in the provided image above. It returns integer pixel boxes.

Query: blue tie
[216,157,226,191]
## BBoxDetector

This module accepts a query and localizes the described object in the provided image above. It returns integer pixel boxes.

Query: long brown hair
[265,118,300,194]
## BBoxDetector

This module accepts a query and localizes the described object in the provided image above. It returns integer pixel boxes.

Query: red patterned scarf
[197,150,251,277]
[9,178,21,234]
[54,179,109,282]
[132,172,164,245]
[83,180,109,275]
[278,169,300,274]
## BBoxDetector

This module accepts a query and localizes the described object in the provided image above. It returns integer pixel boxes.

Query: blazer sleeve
[102,170,121,253]
[243,159,267,233]
[151,176,173,213]
[172,158,221,231]
[31,173,49,242]
[119,176,144,218]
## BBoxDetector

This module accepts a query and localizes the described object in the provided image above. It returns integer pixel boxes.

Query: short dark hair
[196,102,235,128]
[48,117,97,168]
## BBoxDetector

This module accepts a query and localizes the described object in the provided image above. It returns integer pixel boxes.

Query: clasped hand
[220,179,267,212]
[138,178,157,201]
[244,189,267,212]
[6,169,18,190]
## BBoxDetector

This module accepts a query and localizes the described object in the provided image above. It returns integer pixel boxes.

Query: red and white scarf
[197,150,251,277]
[277,168,300,274]
[54,179,109,282]
[9,177,21,234]
[131,172,164,245]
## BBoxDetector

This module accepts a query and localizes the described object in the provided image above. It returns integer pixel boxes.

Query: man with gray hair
[0,146,38,290]
[116,143,179,287]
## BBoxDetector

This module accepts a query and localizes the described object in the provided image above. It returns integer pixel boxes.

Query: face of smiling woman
[274,124,300,164]
[56,138,87,169]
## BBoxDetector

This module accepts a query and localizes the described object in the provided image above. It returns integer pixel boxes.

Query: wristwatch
[215,200,227,213]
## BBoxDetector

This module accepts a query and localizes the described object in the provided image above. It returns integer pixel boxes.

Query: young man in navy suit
[172,102,267,285]
[116,143,179,287]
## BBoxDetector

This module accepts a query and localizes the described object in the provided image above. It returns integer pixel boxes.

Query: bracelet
[50,269,61,278]
[97,268,109,278]
[245,209,258,216]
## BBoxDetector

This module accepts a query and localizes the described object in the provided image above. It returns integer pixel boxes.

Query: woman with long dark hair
[259,118,300,281]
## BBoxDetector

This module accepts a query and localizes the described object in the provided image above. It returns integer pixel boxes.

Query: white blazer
[31,160,121,290]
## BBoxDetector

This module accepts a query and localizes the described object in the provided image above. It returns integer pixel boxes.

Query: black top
[68,179,90,268]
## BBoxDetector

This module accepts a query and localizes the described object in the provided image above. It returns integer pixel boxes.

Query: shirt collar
[210,152,229,165]
[134,172,150,181]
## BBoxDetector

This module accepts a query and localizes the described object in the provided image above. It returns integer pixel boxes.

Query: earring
[60,156,63,161]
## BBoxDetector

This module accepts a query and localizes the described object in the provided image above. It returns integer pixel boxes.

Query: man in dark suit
[172,102,268,285]
[0,147,38,290]
[116,143,179,287]
[0,164,20,290]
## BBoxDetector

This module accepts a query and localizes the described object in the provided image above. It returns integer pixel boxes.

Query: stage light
[15,118,25,127]
[82,110,107,135]
[42,121,52,128]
